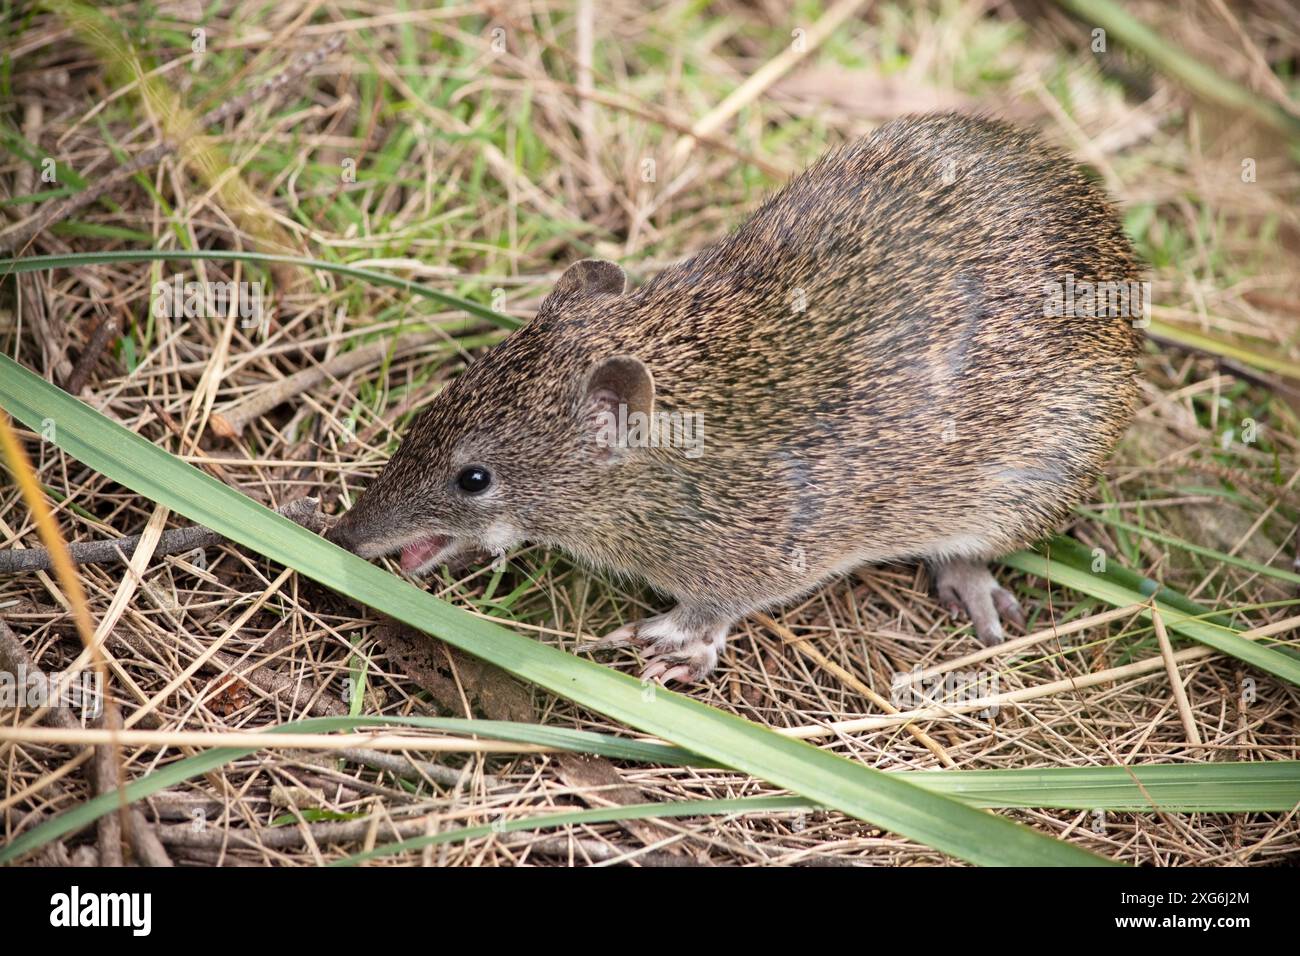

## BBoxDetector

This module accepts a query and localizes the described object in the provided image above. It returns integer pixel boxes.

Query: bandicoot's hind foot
[582,607,730,684]
[931,558,1025,645]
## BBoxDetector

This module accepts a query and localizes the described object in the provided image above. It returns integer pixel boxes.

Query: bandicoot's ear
[585,354,654,418]
[581,355,654,458]
[540,259,627,314]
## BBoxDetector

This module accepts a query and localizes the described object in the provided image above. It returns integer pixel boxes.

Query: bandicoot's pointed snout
[327,500,465,575]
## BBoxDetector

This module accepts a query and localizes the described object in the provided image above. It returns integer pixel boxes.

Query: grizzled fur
[332,113,1142,675]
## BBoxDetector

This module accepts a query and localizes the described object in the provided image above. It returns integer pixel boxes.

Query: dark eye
[456,466,492,495]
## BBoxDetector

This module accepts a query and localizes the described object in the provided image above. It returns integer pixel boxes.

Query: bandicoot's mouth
[398,534,457,574]
[329,509,470,574]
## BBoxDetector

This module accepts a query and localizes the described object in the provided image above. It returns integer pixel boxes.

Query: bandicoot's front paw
[582,609,729,684]
[637,627,728,684]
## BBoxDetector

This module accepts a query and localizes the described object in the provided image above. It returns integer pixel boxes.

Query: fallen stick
[0,620,83,732]
[155,815,430,851]
[330,747,490,790]
[63,316,119,396]
[0,496,327,575]
[128,809,174,867]
[92,708,124,867]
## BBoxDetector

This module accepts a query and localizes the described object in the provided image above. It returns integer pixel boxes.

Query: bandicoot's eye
[456,465,492,495]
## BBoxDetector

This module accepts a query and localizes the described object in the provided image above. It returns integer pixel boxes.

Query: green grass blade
[1147,318,1300,381]
[337,757,1300,863]
[914,762,1300,812]
[1001,542,1300,686]
[0,250,520,329]
[0,354,1110,866]
[1075,507,1300,587]
[1044,535,1238,626]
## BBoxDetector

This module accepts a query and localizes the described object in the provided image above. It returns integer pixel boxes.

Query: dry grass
[1,0,1298,866]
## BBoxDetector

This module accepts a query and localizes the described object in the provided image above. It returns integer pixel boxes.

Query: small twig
[203,35,347,130]
[0,496,327,575]
[93,708,125,867]
[0,35,344,251]
[1172,455,1300,507]
[1151,607,1204,749]
[0,619,81,732]
[333,747,492,790]
[63,315,119,396]
[156,815,429,850]
[554,752,691,853]
[503,836,701,866]
[293,746,485,790]
[128,809,173,867]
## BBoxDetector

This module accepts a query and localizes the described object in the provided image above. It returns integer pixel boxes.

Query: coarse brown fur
[331,112,1144,681]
